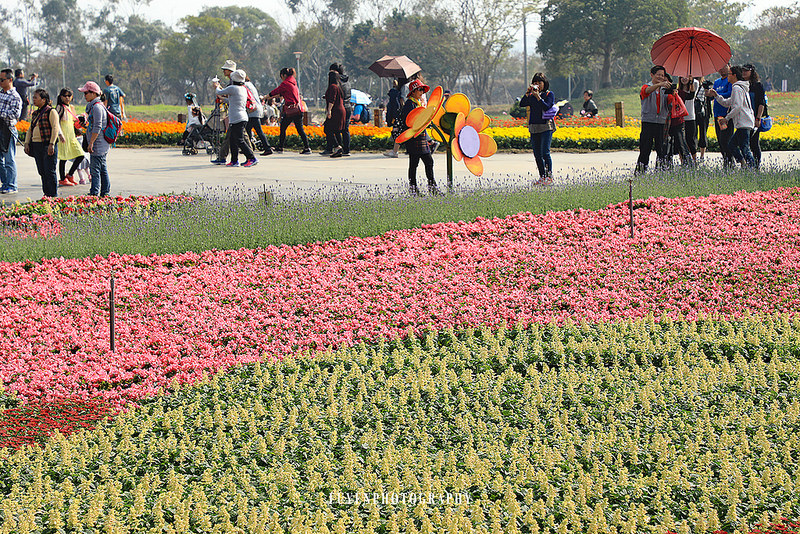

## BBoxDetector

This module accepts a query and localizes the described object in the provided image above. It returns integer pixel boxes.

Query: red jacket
[269,76,300,107]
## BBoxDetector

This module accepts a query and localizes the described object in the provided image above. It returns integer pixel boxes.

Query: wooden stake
[629,178,634,238]
[110,274,115,352]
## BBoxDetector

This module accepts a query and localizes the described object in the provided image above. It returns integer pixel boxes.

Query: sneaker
[210,158,225,165]
[300,148,312,154]
[342,153,351,157]
[225,161,239,167]
[58,179,74,187]
[260,148,273,156]
[319,150,333,156]
[242,158,258,168]
[66,174,79,186]
[383,150,399,158]
[273,147,283,153]
[78,177,88,185]
[330,149,343,158]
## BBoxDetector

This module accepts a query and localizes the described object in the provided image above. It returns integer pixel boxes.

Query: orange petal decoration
[465,108,486,131]
[444,93,470,116]
[464,156,484,176]
[477,133,498,157]
[450,112,466,161]
[395,86,445,144]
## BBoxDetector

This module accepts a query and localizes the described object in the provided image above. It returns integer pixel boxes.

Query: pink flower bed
[0,213,61,239]
[1,188,799,406]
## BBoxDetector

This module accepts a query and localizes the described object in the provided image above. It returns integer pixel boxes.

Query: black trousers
[247,117,271,151]
[409,153,435,189]
[750,129,762,169]
[714,117,735,167]
[669,122,691,162]
[228,121,255,163]
[30,141,58,197]
[342,107,352,154]
[636,122,666,171]
[59,156,85,180]
[278,113,310,150]
[696,114,709,149]
[683,119,697,155]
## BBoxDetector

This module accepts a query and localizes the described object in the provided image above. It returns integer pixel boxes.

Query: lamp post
[293,51,302,91]
[59,50,66,89]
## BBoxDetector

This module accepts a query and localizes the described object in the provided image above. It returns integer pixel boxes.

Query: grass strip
[1,316,799,532]
[2,165,799,263]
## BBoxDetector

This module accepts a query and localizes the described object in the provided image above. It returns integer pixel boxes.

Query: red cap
[78,81,102,94]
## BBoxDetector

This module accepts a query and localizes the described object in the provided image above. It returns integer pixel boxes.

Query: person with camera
[695,78,712,162]
[707,65,756,169]
[520,72,557,185]
[213,69,257,167]
[710,64,734,168]
[398,79,441,196]
[635,65,671,174]
[677,76,699,165]
[664,80,691,166]
[13,69,37,121]
[581,90,598,118]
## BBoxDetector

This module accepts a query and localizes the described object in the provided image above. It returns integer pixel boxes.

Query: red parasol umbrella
[368,55,422,79]
[650,27,731,78]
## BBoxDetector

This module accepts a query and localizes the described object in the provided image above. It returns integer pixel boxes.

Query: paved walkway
[6,148,800,200]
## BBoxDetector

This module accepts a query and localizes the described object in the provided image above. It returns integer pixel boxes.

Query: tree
[159,16,243,104]
[108,16,169,104]
[746,4,800,89]
[687,0,747,55]
[538,0,688,88]
[457,0,520,104]
[343,11,464,93]
[198,7,282,90]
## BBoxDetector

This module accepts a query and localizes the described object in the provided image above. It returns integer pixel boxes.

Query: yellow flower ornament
[395,86,445,144]
[431,92,497,176]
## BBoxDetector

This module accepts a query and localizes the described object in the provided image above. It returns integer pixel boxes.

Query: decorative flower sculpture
[395,86,445,144]
[430,92,497,178]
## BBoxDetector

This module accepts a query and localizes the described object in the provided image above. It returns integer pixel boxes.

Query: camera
[701,80,713,89]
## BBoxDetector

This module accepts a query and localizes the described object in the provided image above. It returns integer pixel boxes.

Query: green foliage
[539,0,688,87]
[509,100,528,118]
[3,317,800,531]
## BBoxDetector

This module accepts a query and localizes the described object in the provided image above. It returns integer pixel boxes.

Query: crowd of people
[636,63,768,173]
[0,68,123,197]
[0,57,776,200]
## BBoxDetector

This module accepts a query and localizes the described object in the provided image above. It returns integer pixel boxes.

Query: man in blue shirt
[102,74,127,120]
[712,64,734,168]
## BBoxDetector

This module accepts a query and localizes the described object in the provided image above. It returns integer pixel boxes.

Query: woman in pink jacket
[268,67,311,154]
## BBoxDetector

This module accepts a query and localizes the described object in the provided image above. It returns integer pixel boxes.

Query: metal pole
[110,274,115,352]
[523,15,528,85]
[629,178,634,238]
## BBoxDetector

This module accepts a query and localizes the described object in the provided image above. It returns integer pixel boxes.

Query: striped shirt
[0,88,22,131]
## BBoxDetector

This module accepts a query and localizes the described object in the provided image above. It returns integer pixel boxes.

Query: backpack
[88,102,123,144]
[360,106,371,124]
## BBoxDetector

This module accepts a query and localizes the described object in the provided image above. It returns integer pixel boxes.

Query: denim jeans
[89,152,111,196]
[728,127,756,168]
[0,140,16,191]
[530,129,553,178]
[30,141,58,197]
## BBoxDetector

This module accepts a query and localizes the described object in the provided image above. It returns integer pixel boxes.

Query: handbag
[283,101,302,117]
[759,115,773,132]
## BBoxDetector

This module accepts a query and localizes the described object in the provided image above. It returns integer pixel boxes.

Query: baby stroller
[182,108,215,155]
